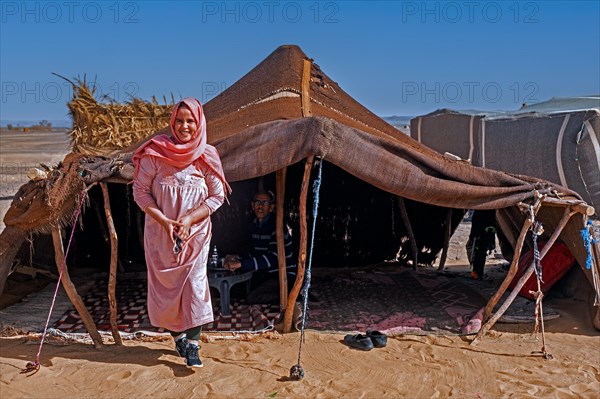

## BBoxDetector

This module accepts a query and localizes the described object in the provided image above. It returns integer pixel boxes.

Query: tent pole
[276,168,288,313]
[281,57,313,332]
[541,197,594,215]
[301,59,313,117]
[482,203,540,322]
[471,206,575,345]
[398,197,418,270]
[51,226,103,348]
[437,209,453,271]
[100,183,123,345]
[283,156,313,333]
[590,225,600,298]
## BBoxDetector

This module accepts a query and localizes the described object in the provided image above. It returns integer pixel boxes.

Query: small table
[207,269,254,316]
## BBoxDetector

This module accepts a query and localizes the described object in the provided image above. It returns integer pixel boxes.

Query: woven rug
[307,269,485,335]
[53,269,484,335]
[52,278,280,333]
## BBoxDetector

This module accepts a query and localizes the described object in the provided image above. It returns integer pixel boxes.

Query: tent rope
[580,220,595,270]
[20,189,90,375]
[290,159,323,381]
[532,222,544,285]
[581,221,600,305]
[529,221,552,360]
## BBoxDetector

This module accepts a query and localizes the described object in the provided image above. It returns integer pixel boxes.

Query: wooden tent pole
[437,209,453,271]
[481,208,536,321]
[301,59,313,117]
[280,57,313,332]
[541,197,594,216]
[51,226,103,348]
[480,199,543,321]
[283,156,313,333]
[100,183,123,345]
[471,206,575,345]
[276,168,288,312]
[591,224,600,294]
[398,197,418,270]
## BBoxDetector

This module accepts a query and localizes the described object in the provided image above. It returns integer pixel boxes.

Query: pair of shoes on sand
[343,330,387,351]
[175,337,203,368]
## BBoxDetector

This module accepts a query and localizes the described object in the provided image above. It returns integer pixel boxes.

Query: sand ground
[0,129,599,398]
[1,302,599,399]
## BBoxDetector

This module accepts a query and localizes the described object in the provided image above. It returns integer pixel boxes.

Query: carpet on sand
[53,269,484,335]
[52,278,280,333]
[307,269,485,335]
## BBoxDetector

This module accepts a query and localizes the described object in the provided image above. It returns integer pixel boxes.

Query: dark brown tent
[1,46,599,344]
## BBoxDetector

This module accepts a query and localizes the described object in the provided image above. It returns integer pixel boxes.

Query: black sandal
[343,334,374,351]
[366,330,387,348]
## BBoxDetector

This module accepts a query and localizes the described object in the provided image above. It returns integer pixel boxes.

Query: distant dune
[2,117,413,134]
[1,120,71,129]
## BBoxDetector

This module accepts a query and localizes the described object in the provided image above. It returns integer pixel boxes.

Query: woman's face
[173,105,197,143]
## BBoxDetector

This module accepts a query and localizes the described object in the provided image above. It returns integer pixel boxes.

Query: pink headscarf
[133,97,231,196]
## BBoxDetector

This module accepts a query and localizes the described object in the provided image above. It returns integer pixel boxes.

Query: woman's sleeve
[203,169,225,214]
[132,156,158,212]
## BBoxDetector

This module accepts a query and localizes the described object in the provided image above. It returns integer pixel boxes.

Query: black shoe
[343,334,374,351]
[366,330,387,348]
[185,343,203,368]
[175,336,188,358]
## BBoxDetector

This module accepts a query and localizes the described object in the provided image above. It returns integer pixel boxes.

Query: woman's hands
[175,203,211,241]
[145,202,211,245]
[176,214,194,241]
[144,204,180,245]
[157,217,181,245]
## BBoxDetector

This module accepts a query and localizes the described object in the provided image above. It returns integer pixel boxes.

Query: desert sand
[1,129,599,398]
[1,301,599,399]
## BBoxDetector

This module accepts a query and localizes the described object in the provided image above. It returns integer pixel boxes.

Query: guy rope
[20,188,91,375]
[289,159,323,381]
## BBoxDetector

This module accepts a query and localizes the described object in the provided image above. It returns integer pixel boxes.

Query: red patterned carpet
[307,269,485,335]
[53,278,280,333]
[53,268,485,335]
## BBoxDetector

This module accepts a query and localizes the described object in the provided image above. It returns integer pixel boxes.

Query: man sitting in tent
[223,191,297,303]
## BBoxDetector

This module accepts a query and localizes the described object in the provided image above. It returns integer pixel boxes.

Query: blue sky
[1,0,599,125]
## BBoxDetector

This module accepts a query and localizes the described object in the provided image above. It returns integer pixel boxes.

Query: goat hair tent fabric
[1,45,599,329]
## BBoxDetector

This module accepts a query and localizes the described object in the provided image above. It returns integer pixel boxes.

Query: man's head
[251,191,275,222]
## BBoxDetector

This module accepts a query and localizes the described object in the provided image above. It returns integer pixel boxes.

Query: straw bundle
[59,75,174,156]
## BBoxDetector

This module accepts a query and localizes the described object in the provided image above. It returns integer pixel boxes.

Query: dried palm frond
[54,74,174,156]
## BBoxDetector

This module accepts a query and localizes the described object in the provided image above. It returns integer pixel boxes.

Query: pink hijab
[133,97,231,196]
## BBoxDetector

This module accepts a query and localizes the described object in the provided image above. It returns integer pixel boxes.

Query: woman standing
[133,97,229,368]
